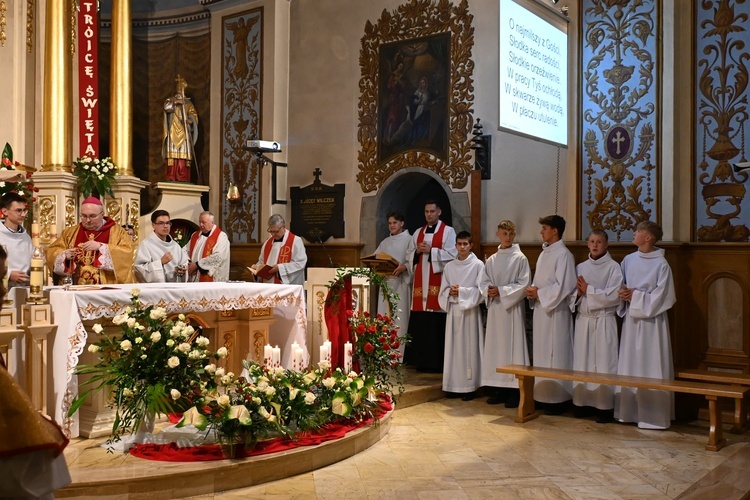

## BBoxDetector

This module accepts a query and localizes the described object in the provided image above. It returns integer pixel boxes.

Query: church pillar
[41,0,72,172]
[110,0,133,177]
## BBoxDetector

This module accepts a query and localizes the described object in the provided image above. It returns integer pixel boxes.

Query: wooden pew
[677,369,750,434]
[496,364,749,452]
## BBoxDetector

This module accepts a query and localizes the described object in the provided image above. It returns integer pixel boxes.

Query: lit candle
[319,344,328,364]
[263,344,273,366]
[271,346,281,368]
[344,342,353,373]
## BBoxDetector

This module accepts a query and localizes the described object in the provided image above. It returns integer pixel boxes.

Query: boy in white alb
[525,215,577,415]
[439,231,484,400]
[479,220,530,408]
[0,193,32,288]
[134,210,190,283]
[572,229,623,423]
[615,221,676,429]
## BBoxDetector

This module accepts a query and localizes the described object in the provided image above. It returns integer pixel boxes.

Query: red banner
[77,1,99,158]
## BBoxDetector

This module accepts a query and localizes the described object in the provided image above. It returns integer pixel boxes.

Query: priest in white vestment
[0,192,32,288]
[134,210,190,283]
[438,231,484,397]
[479,220,530,407]
[186,211,230,283]
[525,215,577,413]
[251,214,307,286]
[572,230,623,421]
[404,200,457,372]
[615,221,676,429]
[373,211,411,356]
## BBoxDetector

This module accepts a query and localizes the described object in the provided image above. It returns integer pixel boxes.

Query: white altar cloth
[48,282,307,437]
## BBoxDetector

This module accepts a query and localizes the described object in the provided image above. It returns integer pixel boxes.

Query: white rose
[317,360,331,371]
[252,397,261,405]
[140,354,147,360]
[150,331,162,343]
[257,380,268,391]
[120,340,132,351]
[167,356,180,368]
[265,386,276,397]
[274,367,285,377]
[205,363,216,375]
[92,323,104,334]
[195,336,210,347]
[178,342,191,353]
[323,377,336,389]
[220,374,233,385]
[181,326,194,338]
[150,308,167,321]
[87,344,100,353]
[131,288,140,298]
[126,318,136,329]
[170,389,181,401]
[135,337,143,344]
[188,349,203,359]
[217,395,230,407]
[215,367,225,377]
[178,314,186,321]
[103,166,109,173]
[166,339,175,347]
[216,347,228,358]
[304,392,316,405]
[303,372,318,385]
[112,314,127,325]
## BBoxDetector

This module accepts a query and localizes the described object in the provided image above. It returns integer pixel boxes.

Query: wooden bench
[677,369,750,434]
[496,364,750,452]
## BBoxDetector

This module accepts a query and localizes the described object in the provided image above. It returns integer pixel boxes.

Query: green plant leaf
[2,143,12,161]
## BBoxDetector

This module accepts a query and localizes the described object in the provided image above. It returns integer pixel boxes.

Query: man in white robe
[439,231,484,398]
[404,200,457,372]
[186,211,230,283]
[479,220,530,408]
[573,229,623,422]
[0,193,32,288]
[251,214,307,286]
[134,210,189,283]
[616,221,676,429]
[374,211,411,356]
[525,215,577,414]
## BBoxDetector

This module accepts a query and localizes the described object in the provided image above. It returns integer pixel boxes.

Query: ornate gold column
[41,0,72,172]
[110,0,133,176]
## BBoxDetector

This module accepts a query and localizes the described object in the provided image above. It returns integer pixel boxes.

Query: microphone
[318,235,336,268]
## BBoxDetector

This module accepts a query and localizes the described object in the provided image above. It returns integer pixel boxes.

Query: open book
[248,265,276,281]
[360,252,401,275]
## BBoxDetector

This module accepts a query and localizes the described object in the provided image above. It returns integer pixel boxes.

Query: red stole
[188,227,222,282]
[262,233,296,284]
[67,218,116,285]
[412,222,446,311]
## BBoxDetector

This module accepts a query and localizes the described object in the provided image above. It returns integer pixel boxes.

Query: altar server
[439,231,484,399]
[134,210,190,283]
[616,221,676,429]
[373,211,411,355]
[251,214,307,286]
[47,197,134,284]
[0,192,32,288]
[186,211,230,283]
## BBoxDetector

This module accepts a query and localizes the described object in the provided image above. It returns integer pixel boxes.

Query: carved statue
[163,75,199,182]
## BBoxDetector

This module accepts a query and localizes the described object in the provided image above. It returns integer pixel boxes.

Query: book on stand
[248,265,276,281]
[360,252,401,276]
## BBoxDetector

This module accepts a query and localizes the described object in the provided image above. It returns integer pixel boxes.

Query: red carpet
[130,399,392,462]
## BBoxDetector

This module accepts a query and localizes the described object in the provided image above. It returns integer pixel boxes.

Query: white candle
[343,342,353,373]
[294,347,305,371]
[31,223,39,238]
[323,340,332,363]
[319,344,329,364]
[263,344,273,366]
[271,346,281,368]
[49,224,57,239]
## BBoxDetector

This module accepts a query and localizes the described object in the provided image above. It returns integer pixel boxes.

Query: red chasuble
[66,218,117,285]
[412,222,446,311]
[188,228,222,283]
[262,233,296,284]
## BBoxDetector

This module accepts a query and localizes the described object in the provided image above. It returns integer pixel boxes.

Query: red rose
[368,325,377,333]
[1,158,9,166]
[377,313,383,320]
[383,343,390,351]
[390,352,398,359]
[390,332,397,341]
[392,340,400,349]
[356,324,366,334]
[346,309,354,317]
[364,311,370,318]
[378,335,386,343]
[26,172,32,178]
[364,342,375,353]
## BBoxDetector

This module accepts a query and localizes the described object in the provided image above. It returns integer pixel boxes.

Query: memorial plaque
[290,168,345,242]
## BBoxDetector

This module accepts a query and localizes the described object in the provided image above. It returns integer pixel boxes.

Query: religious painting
[695,0,750,242]
[580,0,659,242]
[378,34,450,164]
[357,0,475,193]
[221,8,263,243]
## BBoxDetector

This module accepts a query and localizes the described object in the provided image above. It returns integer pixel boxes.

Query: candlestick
[343,342,353,373]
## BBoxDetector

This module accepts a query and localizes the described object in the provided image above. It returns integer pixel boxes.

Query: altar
[46,282,307,438]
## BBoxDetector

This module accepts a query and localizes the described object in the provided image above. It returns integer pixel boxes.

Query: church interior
[4,0,750,497]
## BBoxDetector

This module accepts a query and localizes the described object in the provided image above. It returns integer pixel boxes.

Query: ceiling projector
[246,140,282,153]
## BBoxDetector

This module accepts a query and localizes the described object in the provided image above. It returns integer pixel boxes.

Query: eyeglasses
[7,208,28,214]
[154,221,172,227]
[80,212,104,220]
[267,227,284,234]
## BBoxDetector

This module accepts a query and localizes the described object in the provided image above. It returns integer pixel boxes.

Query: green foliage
[72,156,118,198]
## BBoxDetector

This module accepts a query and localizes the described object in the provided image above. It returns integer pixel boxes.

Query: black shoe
[445,392,462,399]
[461,392,476,401]
[595,409,614,424]
[505,394,520,408]
[573,405,596,418]
[487,390,507,405]
[544,401,571,416]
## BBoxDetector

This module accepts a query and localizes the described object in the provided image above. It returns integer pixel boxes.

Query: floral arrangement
[327,267,409,397]
[1,143,36,204]
[347,310,406,396]
[72,155,118,198]
[70,289,223,448]
[178,360,380,457]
